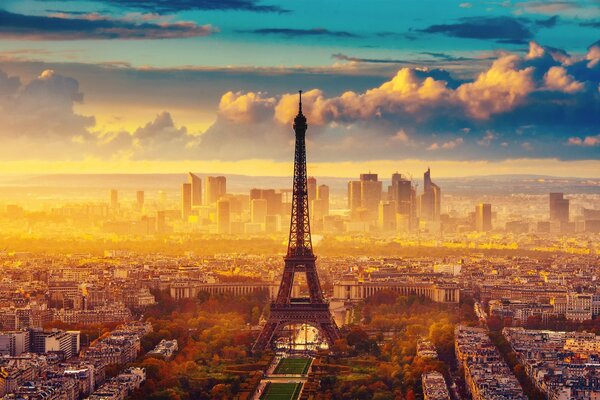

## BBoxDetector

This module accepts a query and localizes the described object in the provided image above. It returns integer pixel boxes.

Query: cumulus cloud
[219,91,276,123]
[1,69,94,139]
[200,41,599,161]
[1,40,598,164]
[568,135,600,147]
[0,9,215,40]
[544,66,584,92]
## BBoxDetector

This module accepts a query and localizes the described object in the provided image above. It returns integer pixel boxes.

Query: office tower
[389,173,413,216]
[205,176,226,205]
[317,184,330,216]
[348,181,362,210]
[419,168,441,222]
[378,201,397,232]
[136,190,144,212]
[475,203,492,231]
[549,192,569,223]
[250,189,283,216]
[360,173,382,218]
[251,198,268,224]
[216,199,230,234]
[188,172,202,206]
[181,183,192,220]
[307,176,317,205]
[110,189,118,210]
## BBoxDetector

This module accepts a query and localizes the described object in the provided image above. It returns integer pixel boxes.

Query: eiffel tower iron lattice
[252,91,341,353]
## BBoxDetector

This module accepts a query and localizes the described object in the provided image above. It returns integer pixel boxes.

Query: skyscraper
[549,192,569,223]
[475,203,492,231]
[307,176,317,206]
[251,198,267,224]
[205,176,226,205]
[378,201,397,232]
[181,183,192,220]
[250,189,283,216]
[317,184,330,216]
[136,190,144,212]
[348,181,362,210]
[389,173,413,216]
[360,173,382,219]
[419,168,441,222]
[188,172,202,206]
[216,199,230,234]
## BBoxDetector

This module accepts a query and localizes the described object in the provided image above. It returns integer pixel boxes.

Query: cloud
[89,0,289,13]
[420,16,533,41]
[459,3,473,8]
[427,138,464,151]
[0,9,214,40]
[544,66,584,92]
[0,40,598,164]
[239,28,360,38]
[197,41,599,162]
[534,15,559,28]
[332,53,410,64]
[219,91,276,123]
[455,54,535,118]
[568,135,600,147]
[477,131,497,146]
[579,21,600,28]
[514,1,599,17]
[1,69,94,139]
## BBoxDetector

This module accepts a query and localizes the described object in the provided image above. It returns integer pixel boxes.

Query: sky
[0,0,598,178]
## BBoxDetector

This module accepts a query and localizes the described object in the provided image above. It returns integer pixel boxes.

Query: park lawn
[273,357,312,375]
[260,382,302,400]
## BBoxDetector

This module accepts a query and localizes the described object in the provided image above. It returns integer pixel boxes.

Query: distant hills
[0,173,598,195]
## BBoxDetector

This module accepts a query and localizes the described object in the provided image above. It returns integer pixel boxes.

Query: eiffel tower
[252,91,340,353]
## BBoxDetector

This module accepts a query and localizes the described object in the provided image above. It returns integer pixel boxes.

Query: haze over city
[0,1,599,400]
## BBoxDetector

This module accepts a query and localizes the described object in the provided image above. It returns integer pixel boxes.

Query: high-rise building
[360,173,382,219]
[378,201,397,232]
[389,173,413,216]
[419,168,441,222]
[205,176,226,205]
[348,181,362,210]
[317,184,330,216]
[181,183,192,220]
[216,199,230,234]
[549,192,569,223]
[250,189,282,216]
[307,177,317,205]
[188,173,202,206]
[251,198,268,225]
[475,203,492,231]
[110,189,118,210]
[136,190,144,212]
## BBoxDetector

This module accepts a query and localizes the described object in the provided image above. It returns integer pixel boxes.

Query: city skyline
[0,1,599,177]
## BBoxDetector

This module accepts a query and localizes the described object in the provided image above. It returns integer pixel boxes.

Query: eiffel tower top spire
[287,90,312,258]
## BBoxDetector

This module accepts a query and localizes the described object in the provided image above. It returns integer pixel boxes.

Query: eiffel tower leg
[252,320,279,353]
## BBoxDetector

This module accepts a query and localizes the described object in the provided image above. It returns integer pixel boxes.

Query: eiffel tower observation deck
[252,91,340,353]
